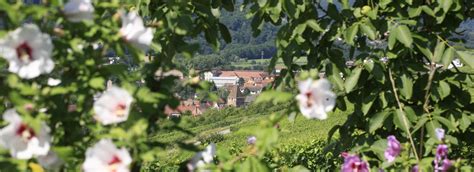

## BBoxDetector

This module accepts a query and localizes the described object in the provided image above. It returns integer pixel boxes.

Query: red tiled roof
[219,70,268,79]
[164,104,201,116]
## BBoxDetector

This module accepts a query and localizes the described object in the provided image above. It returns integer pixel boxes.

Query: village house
[226,85,245,107]
[219,70,269,83]
[164,104,202,117]
[209,76,240,88]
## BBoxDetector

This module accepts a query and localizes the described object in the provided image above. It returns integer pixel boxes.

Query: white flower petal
[0,109,51,159]
[64,0,94,22]
[47,78,61,86]
[93,86,133,125]
[38,150,63,169]
[83,139,131,172]
[0,24,54,79]
[202,143,216,163]
[296,78,336,120]
[187,143,216,171]
[120,10,154,51]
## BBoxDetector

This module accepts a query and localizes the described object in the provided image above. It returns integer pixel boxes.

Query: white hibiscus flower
[82,139,132,172]
[119,10,154,51]
[187,143,216,171]
[93,86,133,125]
[0,109,51,159]
[47,78,61,86]
[38,150,63,169]
[63,0,94,22]
[0,24,54,79]
[295,78,336,120]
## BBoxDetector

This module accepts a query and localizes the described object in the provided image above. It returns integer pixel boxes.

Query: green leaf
[89,77,105,89]
[406,0,413,5]
[256,91,293,104]
[438,81,451,100]
[269,2,282,23]
[421,5,435,16]
[219,23,232,43]
[394,109,411,133]
[360,24,376,40]
[380,0,391,8]
[239,157,269,172]
[439,0,453,12]
[344,67,362,93]
[109,128,129,139]
[456,51,474,68]
[344,24,359,45]
[445,135,458,145]
[366,7,378,20]
[415,43,434,59]
[460,114,472,132]
[257,0,267,7]
[399,20,417,26]
[434,116,456,130]
[425,120,441,138]
[394,25,413,48]
[137,87,165,103]
[433,41,446,63]
[408,7,422,17]
[255,127,279,155]
[130,119,148,137]
[400,74,413,99]
[404,106,417,121]
[372,63,385,83]
[412,115,429,134]
[53,147,74,161]
[283,0,297,18]
[294,23,307,36]
[306,19,324,32]
[441,47,455,69]
[370,139,388,159]
[362,93,377,115]
[388,28,397,50]
[369,111,391,133]
[288,166,310,172]
[326,63,344,91]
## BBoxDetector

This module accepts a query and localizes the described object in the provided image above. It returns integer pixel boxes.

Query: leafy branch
[388,68,420,162]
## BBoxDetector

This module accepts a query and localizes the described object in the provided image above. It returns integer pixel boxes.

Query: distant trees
[179,2,279,70]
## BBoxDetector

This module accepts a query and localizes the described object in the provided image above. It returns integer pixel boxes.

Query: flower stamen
[115,103,127,117]
[108,155,122,172]
[16,42,33,63]
[16,123,35,141]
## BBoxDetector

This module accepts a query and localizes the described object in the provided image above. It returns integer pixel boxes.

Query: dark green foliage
[199,133,225,144]
[265,140,340,170]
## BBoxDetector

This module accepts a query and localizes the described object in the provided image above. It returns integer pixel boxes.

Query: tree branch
[388,68,420,162]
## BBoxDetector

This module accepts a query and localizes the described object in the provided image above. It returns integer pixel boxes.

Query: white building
[210,76,239,88]
[203,71,214,81]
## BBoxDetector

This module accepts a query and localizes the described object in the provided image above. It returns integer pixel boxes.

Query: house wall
[210,77,239,88]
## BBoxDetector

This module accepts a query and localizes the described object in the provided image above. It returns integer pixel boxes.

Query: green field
[148,103,349,168]
[146,65,474,170]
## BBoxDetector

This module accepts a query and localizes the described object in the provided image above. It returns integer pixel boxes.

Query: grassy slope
[151,107,349,166]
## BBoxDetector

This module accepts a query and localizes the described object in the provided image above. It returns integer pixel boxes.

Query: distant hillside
[179,2,278,70]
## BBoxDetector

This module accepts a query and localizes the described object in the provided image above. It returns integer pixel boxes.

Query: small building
[247,86,263,95]
[209,76,239,88]
[203,71,214,81]
[219,70,268,83]
[226,85,245,107]
[164,104,202,117]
